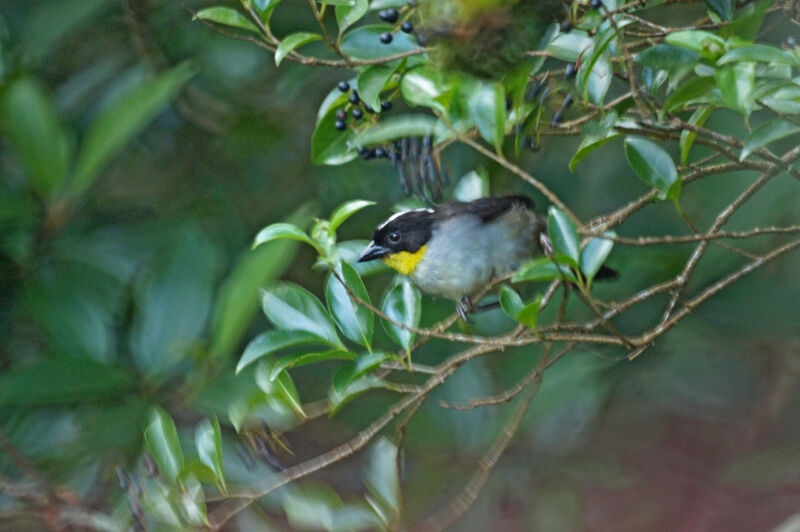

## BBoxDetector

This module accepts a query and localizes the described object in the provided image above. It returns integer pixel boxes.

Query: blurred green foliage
[1,0,800,531]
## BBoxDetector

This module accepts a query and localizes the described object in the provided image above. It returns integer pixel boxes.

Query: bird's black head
[358,208,435,262]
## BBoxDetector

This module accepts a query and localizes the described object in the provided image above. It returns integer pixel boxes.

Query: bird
[358,195,546,321]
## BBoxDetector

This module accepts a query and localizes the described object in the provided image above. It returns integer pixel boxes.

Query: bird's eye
[388,232,400,243]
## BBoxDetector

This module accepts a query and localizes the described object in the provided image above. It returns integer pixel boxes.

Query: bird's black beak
[358,242,390,262]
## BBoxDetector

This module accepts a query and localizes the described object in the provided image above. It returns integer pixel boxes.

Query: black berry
[562,94,574,109]
[380,8,399,23]
[361,148,376,160]
[590,0,603,8]
[565,63,577,78]
[335,120,347,131]
[364,104,375,113]
[400,21,413,33]
[380,101,392,112]
[349,90,360,104]
[380,32,393,44]
[352,108,364,120]
[338,81,350,92]
[375,147,387,158]
[335,109,347,121]
[407,0,417,6]
[560,21,572,33]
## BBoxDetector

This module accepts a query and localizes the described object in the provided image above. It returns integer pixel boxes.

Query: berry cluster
[333,82,392,132]
[377,2,415,45]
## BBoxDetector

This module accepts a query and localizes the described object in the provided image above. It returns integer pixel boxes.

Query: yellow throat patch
[381,245,427,275]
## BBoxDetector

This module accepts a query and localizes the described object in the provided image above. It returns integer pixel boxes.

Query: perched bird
[358,195,545,320]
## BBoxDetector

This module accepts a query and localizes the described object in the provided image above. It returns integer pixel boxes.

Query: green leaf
[253,0,283,28]
[341,25,419,60]
[401,66,451,115]
[680,105,713,164]
[663,75,716,113]
[453,168,490,201]
[547,207,580,267]
[723,0,769,40]
[178,474,208,526]
[381,277,421,353]
[714,62,755,114]
[547,30,593,62]
[516,297,541,329]
[275,32,322,66]
[740,119,800,162]
[326,261,374,348]
[580,232,615,281]
[576,25,618,104]
[357,65,398,111]
[269,350,355,381]
[0,77,72,199]
[512,257,576,284]
[0,357,136,405]
[211,203,316,359]
[624,137,680,200]
[329,374,390,414]
[311,97,358,166]
[236,330,327,374]
[704,0,733,21]
[194,7,260,34]
[664,30,725,59]
[145,406,184,484]
[499,284,524,318]
[569,112,620,171]
[261,282,343,348]
[355,114,438,146]
[281,482,382,532]
[364,437,401,526]
[253,222,319,251]
[635,44,700,71]
[329,200,375,232]
[719,45,800,67]
[466,80,505,148]
[332,351,392,396]
[195,417,225,489]
[256,360,306,418]
[70,62,194,197]
[336,0,368,34]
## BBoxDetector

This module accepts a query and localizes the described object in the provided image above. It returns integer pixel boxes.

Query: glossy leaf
[664,76,716,112]
[576,25,618,104]
[624,137,680,200]
[723,0,769,40]
[401,66,450,115]
[144,406,184,484]
[547,207,580,267]
[364,437,401,526]
[326,261,374,348]
[261,282,343,348]
[453,169,490,201]
[194,7,260,34]
[275,32,322,66]
[740,120,800,162]
[336,0,368,34]
[381,277,421,353]
[357,65,397,111]
[719,45,800,67]
[664,30,725,59]
[269,350,355,381]
[499,284,524,319]
[570,131,620,171]
[466,80,505,148]
[547,30,593,62]
[332,351,392,396]
[329,374,390,414]
[281,482,382,531]
[512,257,577,284]
[236,329,325,374]
[195,417,225,488]
[253,222,319,251]
[704,0,733,21]
[256,361,306,418]
[355,114,438,146]
[680,106,713,164]
[714,62,755,114]
[178,474,208,526]
[635,44,700,71]
[311,101,358,166]
[516,297,541,329]
[253,0,283,26]
[70,63,193,197]
[341,25,418,60]
[0,77,72,198]
[329,200,375,232]
[581,232,615,281]
[211,204,315,359]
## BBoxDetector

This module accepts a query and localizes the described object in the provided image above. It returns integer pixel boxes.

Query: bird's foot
[457,296,473,323]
